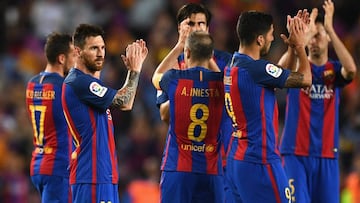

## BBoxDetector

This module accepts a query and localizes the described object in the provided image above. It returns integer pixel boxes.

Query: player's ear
[74,46,81,57]
[256,35,264,46]
[58,54,66,65]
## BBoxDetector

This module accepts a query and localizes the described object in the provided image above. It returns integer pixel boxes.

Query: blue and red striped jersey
[224,52,290,164]
[280,61,352,158]
[26,72,72,177]
[178,50,233,167]
[159,67,225,175]
[62,68,118,184]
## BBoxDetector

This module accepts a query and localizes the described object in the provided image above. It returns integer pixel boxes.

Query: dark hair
[186,31,214,61]
[44,32,72,65]
[73,24,104,48]
[176,3,212,26]
[236,11,273,46]
[315,13,324,25]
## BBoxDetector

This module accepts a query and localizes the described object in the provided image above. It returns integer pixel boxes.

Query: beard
[309,46,321,58]
[260,45,270,57]
[81,55,104,72]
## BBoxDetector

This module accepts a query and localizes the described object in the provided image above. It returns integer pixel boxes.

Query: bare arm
[278,46,297,71]
[112,70,140,110]
[323,0,356,80]
[209,58,221,72]
[282,17,312,87]
[159,100,170,125]
[112,39,148,110]
[152,18,191,89]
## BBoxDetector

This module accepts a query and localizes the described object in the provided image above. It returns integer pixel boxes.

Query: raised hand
[304,8,318,45]
[286,9,309,32]
[177,18,191,49]
[121,39,148,73]
[281,16,307,49]
[323,0,335,32]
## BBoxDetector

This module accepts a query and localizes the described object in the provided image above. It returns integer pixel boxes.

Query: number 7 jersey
[159,67,225,175]
[26,72,71,177]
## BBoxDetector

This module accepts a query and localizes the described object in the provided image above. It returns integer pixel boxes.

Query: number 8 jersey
[158,67,225,175]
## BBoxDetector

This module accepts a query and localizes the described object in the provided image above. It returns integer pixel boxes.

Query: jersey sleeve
[156,90,169,108]
[248,60,290,88]
[156,70,174,107]
[71,74,117,111]
[332,60,353,87]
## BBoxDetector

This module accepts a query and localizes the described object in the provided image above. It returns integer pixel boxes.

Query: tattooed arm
[111,70,140,110]
[282,16,312,88]
[112,39,148,110]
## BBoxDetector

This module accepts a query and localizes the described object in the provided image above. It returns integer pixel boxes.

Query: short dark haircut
[236,11,273,46]
[186,31,214,61]
[176,3,212,26]
[44,32,72,65]
[73,24,104,48]
[315,13,324,25]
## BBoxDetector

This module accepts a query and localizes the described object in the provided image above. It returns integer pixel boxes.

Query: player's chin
[95,61,104,68]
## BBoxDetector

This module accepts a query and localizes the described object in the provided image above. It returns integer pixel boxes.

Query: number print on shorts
[288,178,296,202]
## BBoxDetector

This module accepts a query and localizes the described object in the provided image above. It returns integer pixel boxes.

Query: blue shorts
[160,171,224,203]
[223,167,236,203]
[226,158,291,203]
[31,174,71,203]
[71,183,119,203]
[282,154,339,203]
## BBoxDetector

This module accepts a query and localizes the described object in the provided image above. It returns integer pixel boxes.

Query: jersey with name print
[178,49,233,167]
[26,72,72,177]
[224,52,290,164]
[159,67,225,175]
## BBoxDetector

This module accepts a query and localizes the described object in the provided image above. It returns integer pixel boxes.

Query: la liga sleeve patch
[265,63,282,78]
[89,81,108,97]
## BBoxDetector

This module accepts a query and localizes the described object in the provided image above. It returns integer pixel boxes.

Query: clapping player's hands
[286,9,310,33]
[323,0,335,33]
[281,15,307,49]
[302,8,318,46]
[121,39,148,73]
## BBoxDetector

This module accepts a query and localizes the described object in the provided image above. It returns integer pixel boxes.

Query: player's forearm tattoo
[111,71,140,108]
[284,72,304,87]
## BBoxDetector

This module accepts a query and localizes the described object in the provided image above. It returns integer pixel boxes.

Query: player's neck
[308,53,328,66]
[44,63,65,77]
[239,45,260,60]
[187,60,209,69]
[75,63,99,78]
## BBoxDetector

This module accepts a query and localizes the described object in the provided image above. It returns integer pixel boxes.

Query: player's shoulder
[232,53,266,68]
[214,49,232,58]
[64,68,90,83]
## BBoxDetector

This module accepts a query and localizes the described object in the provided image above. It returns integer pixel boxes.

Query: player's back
[159,67,225,175]
[26,72,71,177]
[224,53,289,164]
